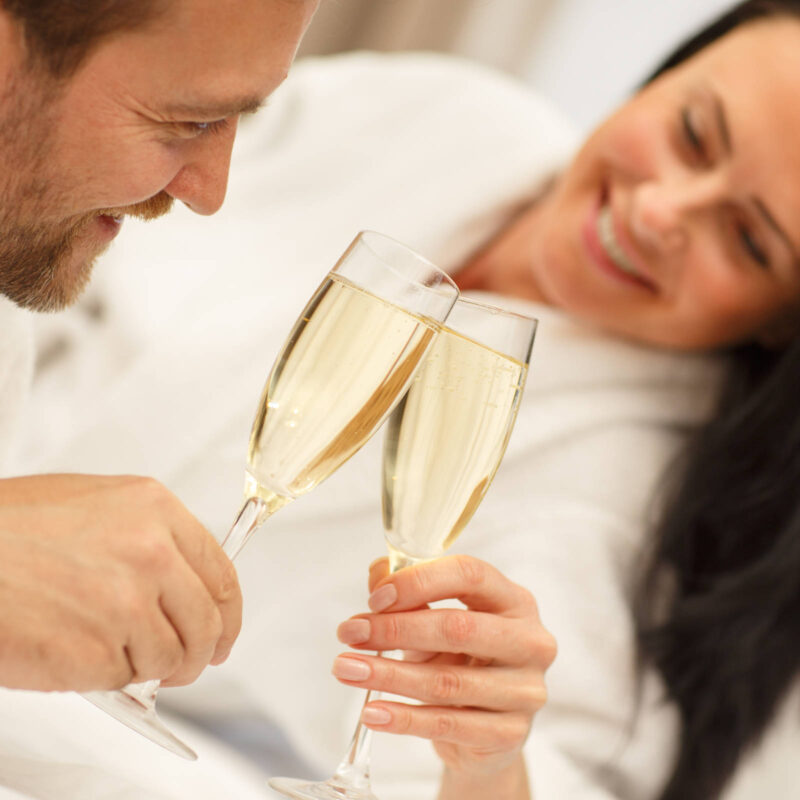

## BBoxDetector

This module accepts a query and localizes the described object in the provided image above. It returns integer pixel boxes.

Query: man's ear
[0,8,27,77]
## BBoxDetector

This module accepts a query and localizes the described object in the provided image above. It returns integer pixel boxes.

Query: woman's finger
[368,557,390,593]
[368,555,536,618]
[359,700,532,752]
[331,653,547,713]
[337,608,556,666]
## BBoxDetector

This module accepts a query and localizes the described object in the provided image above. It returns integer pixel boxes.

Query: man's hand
[0,474,241,692]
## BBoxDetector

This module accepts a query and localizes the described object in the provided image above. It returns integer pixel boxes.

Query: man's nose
[165,120,239,216]
[629,174,726,253]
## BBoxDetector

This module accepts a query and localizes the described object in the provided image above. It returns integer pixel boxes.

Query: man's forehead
[80,0,315,116]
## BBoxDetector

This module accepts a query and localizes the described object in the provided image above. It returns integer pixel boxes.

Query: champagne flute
[270,297,536,800]
[83,231,459,760]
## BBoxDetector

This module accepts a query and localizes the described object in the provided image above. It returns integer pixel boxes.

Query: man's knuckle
[132,536,174,574]
[84,637,131,689]
[131,475,170,506]
[216,559,240,602]
[539,630,558,666]
[495,715,531,750]
[520,680,548,712]
[197,602,224,643]
[156,632,185,671]
[106,573,146,622]
[516,585,539,615]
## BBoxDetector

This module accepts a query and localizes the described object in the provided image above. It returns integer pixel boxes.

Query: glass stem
[330,552,425,790]
[117,679,160,709]
[331,689,378,790]
[222,495,277,561]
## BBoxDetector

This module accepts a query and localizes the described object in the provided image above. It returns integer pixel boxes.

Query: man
[0,0,317,693]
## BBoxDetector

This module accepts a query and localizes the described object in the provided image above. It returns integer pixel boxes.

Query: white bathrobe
[4,53,791,800]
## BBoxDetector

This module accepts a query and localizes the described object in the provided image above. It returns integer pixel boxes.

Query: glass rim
[349,230,459,294]
[451,295,539,327]
[443,295,537,365]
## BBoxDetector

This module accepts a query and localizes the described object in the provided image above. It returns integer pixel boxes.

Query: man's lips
[94,213,124,240]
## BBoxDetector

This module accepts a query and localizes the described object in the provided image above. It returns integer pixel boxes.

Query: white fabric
[0,297,32,475]
[0,688,288,799]
[4,52,789,799]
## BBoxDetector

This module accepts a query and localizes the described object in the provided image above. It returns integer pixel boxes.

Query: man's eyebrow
[162,96,266,119]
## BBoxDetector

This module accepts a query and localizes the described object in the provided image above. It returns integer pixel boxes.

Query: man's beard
[0,192,174,312]
[0,70,173,312]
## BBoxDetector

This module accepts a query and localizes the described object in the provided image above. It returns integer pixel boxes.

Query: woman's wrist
[437,754,530,800]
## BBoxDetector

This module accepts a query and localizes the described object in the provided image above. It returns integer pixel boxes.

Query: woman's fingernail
[361,706,392,726]
[332,656,371,682]
[337,618,371,644]
[368,583,397,612]
[369,556,388,570]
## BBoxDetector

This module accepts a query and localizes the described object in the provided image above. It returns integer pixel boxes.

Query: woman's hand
[332,555,556,797]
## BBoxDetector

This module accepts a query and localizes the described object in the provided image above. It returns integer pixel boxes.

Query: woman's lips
[582,196,657,293]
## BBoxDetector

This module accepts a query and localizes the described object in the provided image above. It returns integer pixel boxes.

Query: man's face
[0,0,317,311]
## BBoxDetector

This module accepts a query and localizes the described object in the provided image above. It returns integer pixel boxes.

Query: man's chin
[9,243,104,313]
[47,250,105,312]
[1,208,126,312]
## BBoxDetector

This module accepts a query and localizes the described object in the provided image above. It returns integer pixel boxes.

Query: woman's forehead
[673,18,800,186]
[682,15,800,79]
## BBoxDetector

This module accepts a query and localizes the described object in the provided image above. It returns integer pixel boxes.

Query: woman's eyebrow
[708,89,732,155]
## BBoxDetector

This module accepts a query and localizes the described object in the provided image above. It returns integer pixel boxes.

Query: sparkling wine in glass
[269,297,536,800]
[83,231,459,760]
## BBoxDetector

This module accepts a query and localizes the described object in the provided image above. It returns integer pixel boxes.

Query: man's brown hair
[2,0,166,78]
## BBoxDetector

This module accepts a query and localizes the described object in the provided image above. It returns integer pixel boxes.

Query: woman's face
[532,17,800,349]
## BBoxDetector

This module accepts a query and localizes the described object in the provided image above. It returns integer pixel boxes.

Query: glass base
[83,689,197,760]
[269,777,379,800]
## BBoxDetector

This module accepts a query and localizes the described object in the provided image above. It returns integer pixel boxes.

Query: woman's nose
[629,175,725,253]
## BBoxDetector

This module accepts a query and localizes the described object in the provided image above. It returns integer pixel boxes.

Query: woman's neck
[453,188,552,305]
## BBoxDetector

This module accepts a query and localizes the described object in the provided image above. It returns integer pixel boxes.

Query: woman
[12,2,800,800]
[324,3,800,800]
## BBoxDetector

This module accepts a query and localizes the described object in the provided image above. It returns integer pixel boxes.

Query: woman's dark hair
[2,0,166,79]
[635,5,800,799]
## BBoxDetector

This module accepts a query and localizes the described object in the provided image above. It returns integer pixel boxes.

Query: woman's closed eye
[734,217,770,269]
[681,106,709,164]
[680,106,771,269]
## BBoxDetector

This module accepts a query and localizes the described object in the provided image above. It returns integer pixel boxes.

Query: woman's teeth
[598,205,639,276]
